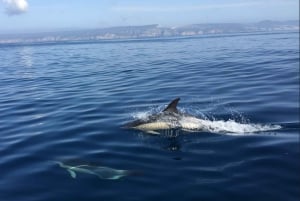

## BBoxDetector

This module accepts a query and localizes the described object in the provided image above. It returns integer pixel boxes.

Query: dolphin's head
[122,119,148,129]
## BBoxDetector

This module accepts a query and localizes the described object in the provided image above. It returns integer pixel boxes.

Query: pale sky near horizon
[0,0,299,33]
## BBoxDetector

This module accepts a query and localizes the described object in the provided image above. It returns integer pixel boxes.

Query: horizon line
[0,19,299,35]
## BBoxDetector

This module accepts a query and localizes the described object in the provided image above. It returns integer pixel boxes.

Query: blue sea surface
[0,32,299,201]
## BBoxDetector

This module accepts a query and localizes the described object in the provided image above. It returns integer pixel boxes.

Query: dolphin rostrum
[123,98,205,134]
[55,161,133,180]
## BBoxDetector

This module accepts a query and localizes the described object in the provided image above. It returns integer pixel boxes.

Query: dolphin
[123,98,205,134]
[55,161,133,180]
[123,98,283,135]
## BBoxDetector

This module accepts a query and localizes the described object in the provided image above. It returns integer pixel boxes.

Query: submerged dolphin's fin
[163,98,180,113]
[67,169,77,178]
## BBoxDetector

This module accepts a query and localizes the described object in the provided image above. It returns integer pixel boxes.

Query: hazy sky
[0,0,299,33]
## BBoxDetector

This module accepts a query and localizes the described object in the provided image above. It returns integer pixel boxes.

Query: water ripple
[0,31,299,201]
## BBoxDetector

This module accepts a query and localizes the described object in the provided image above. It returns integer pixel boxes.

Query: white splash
[179,116,281,135]
[132,111,152,120]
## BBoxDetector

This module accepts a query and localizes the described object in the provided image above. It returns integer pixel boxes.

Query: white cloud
[2,0,28,15]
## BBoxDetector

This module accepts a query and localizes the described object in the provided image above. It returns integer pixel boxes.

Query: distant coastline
[0,20,298,45]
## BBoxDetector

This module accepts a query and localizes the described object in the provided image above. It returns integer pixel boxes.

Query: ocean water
[0,32,299,201]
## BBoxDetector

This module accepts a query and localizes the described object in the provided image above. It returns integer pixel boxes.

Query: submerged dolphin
[123,98,205,134]
[55,161,133,180]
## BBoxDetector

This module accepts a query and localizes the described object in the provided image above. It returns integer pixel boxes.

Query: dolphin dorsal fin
[163,98,180,113]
